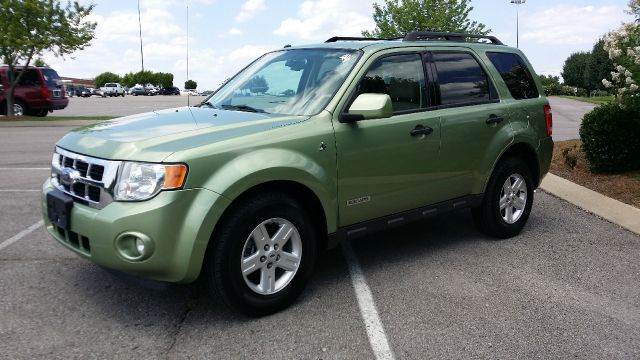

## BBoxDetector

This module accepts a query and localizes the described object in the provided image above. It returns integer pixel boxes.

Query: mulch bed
[550,139,640,208]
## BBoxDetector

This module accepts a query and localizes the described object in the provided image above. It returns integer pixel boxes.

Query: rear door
[427,49,514,198]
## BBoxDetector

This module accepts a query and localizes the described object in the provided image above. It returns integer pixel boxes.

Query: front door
[333,52,443,226]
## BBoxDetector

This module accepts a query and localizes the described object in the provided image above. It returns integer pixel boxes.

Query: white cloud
[236,0,267,22]
[274,0,375,41]
[521,5,628,45]
[228,27,243,36]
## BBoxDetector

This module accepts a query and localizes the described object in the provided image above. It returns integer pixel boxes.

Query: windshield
[204,49,361,116]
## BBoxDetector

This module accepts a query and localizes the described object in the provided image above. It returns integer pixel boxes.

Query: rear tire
[472,157,534,239]
[205,192,318,316]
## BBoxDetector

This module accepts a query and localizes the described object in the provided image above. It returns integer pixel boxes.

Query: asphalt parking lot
[49,95,588,141]
[2,100,639,359]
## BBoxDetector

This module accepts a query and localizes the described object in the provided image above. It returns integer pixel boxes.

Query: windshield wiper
[198,101,217,108]
[220,104,266,113]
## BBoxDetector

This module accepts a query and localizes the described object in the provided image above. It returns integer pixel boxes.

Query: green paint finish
[43,39,553,283]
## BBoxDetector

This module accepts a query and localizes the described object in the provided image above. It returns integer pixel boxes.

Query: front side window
[432,52,492,106]
[204,49,361,116]
[486,52,539,100]
[355,53,426,113]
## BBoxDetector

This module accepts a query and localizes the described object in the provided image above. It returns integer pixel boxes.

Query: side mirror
[340,93,393,123]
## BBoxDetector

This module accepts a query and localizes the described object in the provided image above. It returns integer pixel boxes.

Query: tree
[185,79,197,90]
[0,0,96,116]
[539,74,562,96]
[33,57,48,67]
[94,71,121,88]
[561,52,591,91]
[628,0,640,21]
[584,40,614,94]
[362,0,489,38]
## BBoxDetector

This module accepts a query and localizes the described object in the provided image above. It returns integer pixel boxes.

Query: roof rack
[324,32,503,45]
[324,36,402,43]
[403,31,503,45]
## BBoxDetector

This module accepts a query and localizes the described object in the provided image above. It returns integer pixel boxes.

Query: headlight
[114,162,187,201]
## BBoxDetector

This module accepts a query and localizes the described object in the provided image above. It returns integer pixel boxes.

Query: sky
[43,0,633,90]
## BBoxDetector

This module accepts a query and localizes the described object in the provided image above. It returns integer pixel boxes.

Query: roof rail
[403,31,503,45]
[324,36,402,43]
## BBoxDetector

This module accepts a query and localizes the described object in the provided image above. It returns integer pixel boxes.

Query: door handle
[486,114,504,125]
[410,124,433,137]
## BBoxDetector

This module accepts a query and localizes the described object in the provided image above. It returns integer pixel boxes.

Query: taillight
[40,86,50,99]
[543,104,553,137]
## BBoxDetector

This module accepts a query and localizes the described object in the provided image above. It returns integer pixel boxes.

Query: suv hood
[57,107,308,162]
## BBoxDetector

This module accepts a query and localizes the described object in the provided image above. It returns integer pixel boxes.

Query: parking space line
[0,220,44,252]
[341,241,395,360]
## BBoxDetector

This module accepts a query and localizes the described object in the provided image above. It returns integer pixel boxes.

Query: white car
[100,83,125,97]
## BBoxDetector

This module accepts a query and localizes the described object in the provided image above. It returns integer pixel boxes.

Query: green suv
[42,32,553,315]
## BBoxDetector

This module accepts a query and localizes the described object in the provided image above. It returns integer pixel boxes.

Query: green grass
[0,115,116,121]
[558,95,614,105]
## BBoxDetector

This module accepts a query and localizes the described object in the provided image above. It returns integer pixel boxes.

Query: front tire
[472,157,534,239]
[205,193,318,316]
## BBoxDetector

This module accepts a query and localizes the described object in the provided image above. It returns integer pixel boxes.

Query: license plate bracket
[47,189,74,230]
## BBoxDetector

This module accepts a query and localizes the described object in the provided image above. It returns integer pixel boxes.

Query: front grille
[51,147,120,209]
[55,225,91,255]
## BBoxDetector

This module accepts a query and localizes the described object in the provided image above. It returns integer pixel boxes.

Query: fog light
[115,232,154,261]
[135,238,145,254]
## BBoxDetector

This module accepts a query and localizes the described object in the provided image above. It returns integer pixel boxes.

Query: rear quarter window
[486,52,539,100]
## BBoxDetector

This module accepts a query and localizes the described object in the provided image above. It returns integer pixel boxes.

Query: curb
[540,173,640,236]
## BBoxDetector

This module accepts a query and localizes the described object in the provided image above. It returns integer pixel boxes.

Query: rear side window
[486,52,539,100]
[16,69,41,87]
[356,53,426,113]
[432,52,492,106]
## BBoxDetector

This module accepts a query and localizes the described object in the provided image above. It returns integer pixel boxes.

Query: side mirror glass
[340,93,393,123]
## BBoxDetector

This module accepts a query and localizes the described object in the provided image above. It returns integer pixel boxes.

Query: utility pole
[511,0,526,48]
[186,2,190,83]
[138,0,144,71]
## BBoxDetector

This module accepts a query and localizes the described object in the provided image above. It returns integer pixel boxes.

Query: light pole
[137,0,144,71]
[186,2,189,83]
[511,0,526,48]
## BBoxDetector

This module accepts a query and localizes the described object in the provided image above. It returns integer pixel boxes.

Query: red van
[0,66,69,116]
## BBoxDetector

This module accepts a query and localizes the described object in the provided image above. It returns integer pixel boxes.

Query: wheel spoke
[251,223,269,246]
[499,195,509,210]
[259,267,276,293]
[277,252,300,272]
[272,222,293,246]
[502,179,512,194]
[241,253,261,275]
[505,205,514,223]
[511,177,524,192]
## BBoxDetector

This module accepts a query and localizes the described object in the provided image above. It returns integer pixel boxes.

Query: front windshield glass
[204,49,361,116]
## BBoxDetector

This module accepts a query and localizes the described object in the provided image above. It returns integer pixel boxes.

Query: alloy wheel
[241,218,302,295]
[13,103,24,116]
[499,173,528,224]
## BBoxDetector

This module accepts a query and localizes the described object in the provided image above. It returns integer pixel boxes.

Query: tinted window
[487,52,539,100]
[16,69,41,87]
[432,52,491,106]
[356,54,426,113]
[41,69,61,88]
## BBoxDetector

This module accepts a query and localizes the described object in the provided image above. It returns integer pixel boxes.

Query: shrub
[579,101,640,173]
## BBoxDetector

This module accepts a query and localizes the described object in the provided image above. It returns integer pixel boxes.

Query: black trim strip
[327,194,483,248]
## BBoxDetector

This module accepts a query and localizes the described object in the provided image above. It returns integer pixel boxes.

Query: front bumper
[41,178,229,283]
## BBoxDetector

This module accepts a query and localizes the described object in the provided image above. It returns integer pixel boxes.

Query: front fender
[201,148,338,233]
